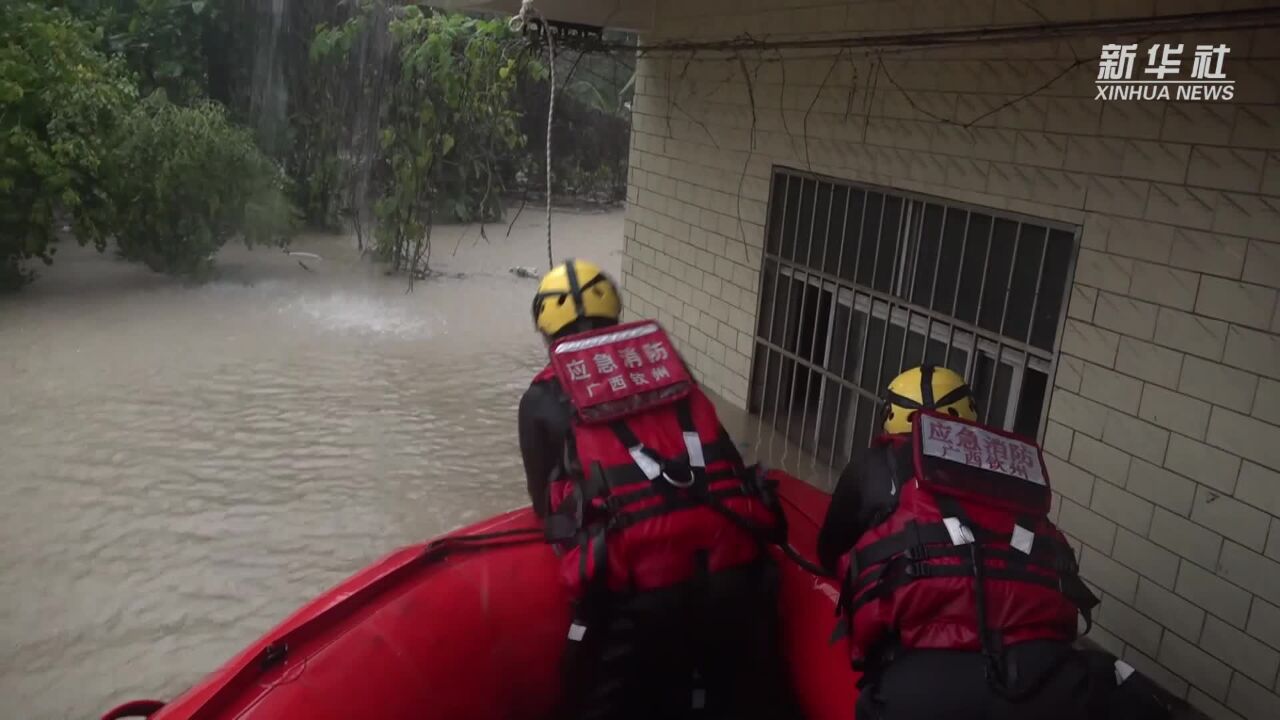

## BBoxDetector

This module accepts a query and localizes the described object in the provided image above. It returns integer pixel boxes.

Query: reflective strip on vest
[943,517,975,546]
[628,446,662,481]
[684,432,705,468]
[1011,524,1036,555]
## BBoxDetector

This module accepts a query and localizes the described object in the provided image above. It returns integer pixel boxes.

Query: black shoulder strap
[884,441,906,498]
[934,496,1004,681]
[676,396,698,435]
[610,420,643,450]
[676,395,744,470]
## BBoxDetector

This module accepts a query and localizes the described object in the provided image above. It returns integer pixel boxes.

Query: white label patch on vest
[1114,660,1136,685]
[1011,524,1036,555]
[568,623,587,642]
[943,517,975,546]
[918,414,1047,487]
[629,446,662,480]
[553,322,660,353]
[684,432,706,468]
[691,688,706,709]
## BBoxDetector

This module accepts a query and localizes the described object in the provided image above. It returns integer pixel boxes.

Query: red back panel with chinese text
[548,321,692,424]
[911,410,1052,515]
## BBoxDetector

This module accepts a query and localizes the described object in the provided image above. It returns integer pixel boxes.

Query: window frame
[747,166,1081,471]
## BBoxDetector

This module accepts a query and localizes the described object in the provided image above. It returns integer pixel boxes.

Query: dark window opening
[749,168,1079,470]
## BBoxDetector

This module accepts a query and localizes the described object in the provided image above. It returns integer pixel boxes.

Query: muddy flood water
[0,210,629,718]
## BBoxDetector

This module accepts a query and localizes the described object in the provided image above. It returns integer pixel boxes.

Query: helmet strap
[884,390,924,410]
[876,397,892,430]
[884,366,972,413]
[934,385,973,410]
[920,364,936,407]
[563,257,587,322]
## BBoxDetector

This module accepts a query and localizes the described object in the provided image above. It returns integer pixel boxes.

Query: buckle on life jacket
[903,560,934,579]
[545,480,586,543]
[901,520,930,564]
[660,459,697,489]
[749,465,779,499]
[620,435,696,492]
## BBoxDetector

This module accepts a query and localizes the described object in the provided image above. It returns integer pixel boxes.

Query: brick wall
[618,1,1280,717]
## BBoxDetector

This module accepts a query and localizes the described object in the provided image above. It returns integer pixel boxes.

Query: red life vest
[839,410,1098,671]
[534,320,780,598]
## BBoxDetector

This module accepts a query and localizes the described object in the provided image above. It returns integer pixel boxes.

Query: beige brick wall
[618,1,1280,717]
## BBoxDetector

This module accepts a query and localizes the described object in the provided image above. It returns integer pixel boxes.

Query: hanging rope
[511,1,556,270]
[544,24,556,270]
[515,0,533,24]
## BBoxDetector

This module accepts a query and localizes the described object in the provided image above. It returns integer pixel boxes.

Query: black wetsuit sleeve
[717,425,746,467]
[818,461,868,572]
[518,384,559,518]
[816,445,903,572]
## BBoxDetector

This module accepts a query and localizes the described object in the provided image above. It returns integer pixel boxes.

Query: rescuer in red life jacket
[518,259,799,720]
[818,366,1172,720]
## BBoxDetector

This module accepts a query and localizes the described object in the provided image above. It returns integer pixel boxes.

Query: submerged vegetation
[1,0,634,291]
[0,1,294,290]
[110,95,296,278]
[311,7,531,276]
[1,2,134,289]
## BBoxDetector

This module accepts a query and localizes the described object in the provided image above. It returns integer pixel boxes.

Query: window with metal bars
[748,168,1079,472]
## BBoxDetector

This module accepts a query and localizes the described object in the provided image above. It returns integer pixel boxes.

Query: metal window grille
[748,167,1080,472]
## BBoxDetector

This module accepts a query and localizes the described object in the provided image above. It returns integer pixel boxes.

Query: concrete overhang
[420,1,655,32]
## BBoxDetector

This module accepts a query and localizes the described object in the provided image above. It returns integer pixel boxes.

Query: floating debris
[509,266,540,279]
[411,269,467,281]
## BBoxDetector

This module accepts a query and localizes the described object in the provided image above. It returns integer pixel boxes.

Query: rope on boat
[700,490,837,579]
[426,516,833,580]
[420,526,547,563]
[510,1,557,270]
[428,526,546,547]
[780,543,833,578]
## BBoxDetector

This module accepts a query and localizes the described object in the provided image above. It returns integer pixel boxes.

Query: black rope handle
[420,526,549,563]
[427,526,546,546]
[779,541,835,579]
[421,487,839,581]
[696,489,837,580]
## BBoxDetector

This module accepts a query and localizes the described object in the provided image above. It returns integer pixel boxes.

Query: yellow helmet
[882,365,978,435]
[532,259,622,339]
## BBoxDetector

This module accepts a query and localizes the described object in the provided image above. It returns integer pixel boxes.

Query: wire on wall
[557,7,1280,56]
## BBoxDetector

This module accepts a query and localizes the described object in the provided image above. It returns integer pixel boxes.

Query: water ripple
[0,211,624,719]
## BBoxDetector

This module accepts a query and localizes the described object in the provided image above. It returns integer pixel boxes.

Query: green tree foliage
[1,1,296,290]
[110,94,297,278]
[4,0,633,290]
[499,36,634,206]
[377,9,527,274]
[312,7,528,275]
[57,0,214,104]
[0,2,136,290]
[296,2,375,231]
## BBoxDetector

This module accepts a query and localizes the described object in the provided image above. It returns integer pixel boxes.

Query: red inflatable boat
[102,472,858,720]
